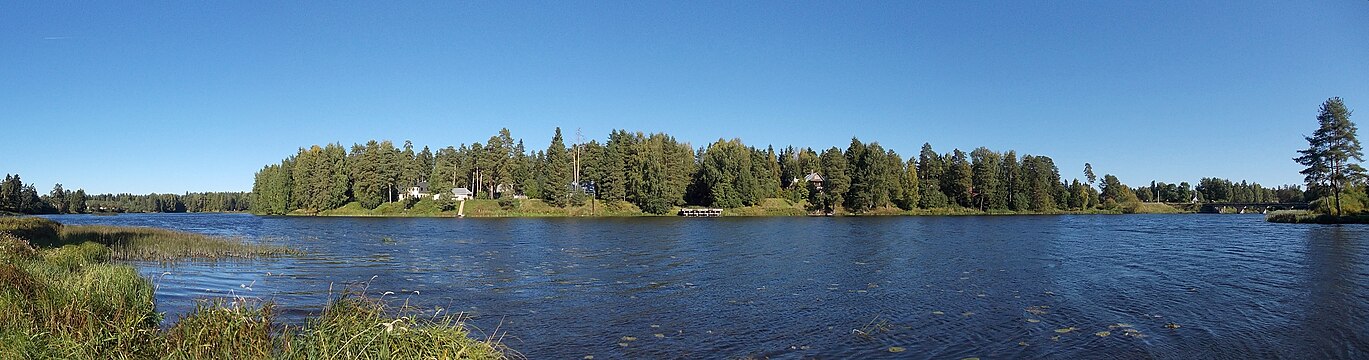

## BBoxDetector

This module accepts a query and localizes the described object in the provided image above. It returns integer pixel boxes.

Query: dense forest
[0,173,250,214]
[249,128,1300,215]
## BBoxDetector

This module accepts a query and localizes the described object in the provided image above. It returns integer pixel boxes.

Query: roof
[804,172,824,182]
[452,188,473,195]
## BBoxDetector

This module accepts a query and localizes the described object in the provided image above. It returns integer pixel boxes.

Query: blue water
[41,213,1369,359]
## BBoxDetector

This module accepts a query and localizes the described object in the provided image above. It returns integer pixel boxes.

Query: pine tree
[917,143,948,208]
[945,149,974,207]
[1296,97,1365,216]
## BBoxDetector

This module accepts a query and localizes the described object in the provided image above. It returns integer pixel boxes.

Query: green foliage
[1312,189,1368,214]
[163,300,275,359]
[896,157,920,210]
[944,149,974,207]
[842,138,905,213]
[970,147,1004,211]
[696,139,761,208]
[916,143,947,208]
[0,218,505,359]
[229,126,1256,218]
[816,147,851,212]
[542,128,574,207]
[60,225,296,261]
[497,197,520,210]
[42,242,111,271]
[1296,97,1365,216]
[0,217,62,246]
[1100,174,1139,207]
[1267,209,1369,224]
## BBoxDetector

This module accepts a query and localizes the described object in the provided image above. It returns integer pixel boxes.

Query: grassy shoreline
[0,218,509,359]
[1266,210,1369,224]
[278,198,1188,218]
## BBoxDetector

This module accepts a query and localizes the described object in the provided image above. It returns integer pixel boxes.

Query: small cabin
[804,172,824,191]
[450,187,474,201]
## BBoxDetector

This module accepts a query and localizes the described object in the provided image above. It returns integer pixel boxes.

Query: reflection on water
[42,213,1369,359]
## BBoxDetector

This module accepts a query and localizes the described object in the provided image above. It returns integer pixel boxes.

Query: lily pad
[654,333,665,338]
[888,346,906,353]
[1095,331,1111,337]
[1055,327,1077,333]
[1026,318,1041,323]
[621,336,637,341]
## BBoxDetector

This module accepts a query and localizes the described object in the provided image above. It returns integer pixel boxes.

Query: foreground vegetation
[0,218,508,359]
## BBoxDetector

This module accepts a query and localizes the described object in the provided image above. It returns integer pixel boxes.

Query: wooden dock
[678,208,723,217]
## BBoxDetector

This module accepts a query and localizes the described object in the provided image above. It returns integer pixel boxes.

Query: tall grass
[279,294,511,359]
[0,241,161,359]
[1,217,295,261]
[0,217,62,246]
[61,225,297,261]
[1,223,510,359]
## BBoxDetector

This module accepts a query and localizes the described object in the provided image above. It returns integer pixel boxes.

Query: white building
[399,181,432,201]
[450,187,474,201]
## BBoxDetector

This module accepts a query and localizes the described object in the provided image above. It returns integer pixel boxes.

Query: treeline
[0,174,78,214]
[85,192,252,213]
[252,127,1209,215]
[1,173,249,214]
[1130,178,1303,204]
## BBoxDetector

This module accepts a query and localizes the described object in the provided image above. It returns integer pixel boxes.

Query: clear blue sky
[2,1,1366,194]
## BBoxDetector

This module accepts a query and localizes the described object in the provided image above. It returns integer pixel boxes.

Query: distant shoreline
[259,198,1202,218]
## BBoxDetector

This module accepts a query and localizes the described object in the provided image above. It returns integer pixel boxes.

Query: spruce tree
[543,128,573,207]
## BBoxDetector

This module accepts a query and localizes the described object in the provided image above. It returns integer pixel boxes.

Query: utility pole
[573,128,584,185]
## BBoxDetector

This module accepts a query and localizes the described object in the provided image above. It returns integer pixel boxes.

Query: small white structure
[399,181,432,201]
[450,187,474,201]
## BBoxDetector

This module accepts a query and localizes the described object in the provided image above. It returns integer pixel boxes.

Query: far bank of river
[279,198,1192,218]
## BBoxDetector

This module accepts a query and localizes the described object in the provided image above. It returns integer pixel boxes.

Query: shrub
[498,197,520,210]
[1311,193,1367,215]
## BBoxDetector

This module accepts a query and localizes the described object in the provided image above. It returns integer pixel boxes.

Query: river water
[41,213,1369,359]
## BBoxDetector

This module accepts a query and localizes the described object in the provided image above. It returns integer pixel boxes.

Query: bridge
[1164,202,1309,214]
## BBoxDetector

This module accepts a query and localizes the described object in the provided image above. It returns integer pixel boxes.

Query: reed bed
[61,225,298,261]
